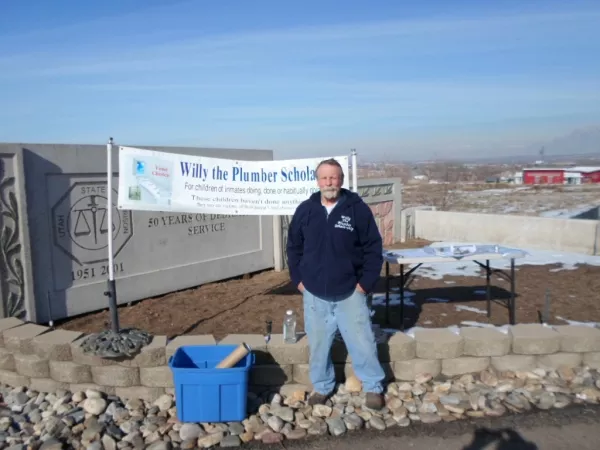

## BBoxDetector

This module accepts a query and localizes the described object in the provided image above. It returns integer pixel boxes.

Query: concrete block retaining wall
[2,317,600,402]
[412,209,600,255]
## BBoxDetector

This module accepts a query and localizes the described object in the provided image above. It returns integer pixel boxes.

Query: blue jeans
[303,288,385,395]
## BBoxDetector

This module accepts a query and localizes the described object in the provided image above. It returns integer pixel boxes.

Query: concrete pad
[13,353,50,378]
[510,324,561,355]
[49,360,92,384]
[165,335,216,358]
[91,365,140,387]
[267,334,309,365]
[414,329,463,359]
[460,327,511,357]
[442,357,490,377]
[32,329,82,361]
[3,323,50,354]
[554,326,600,353]
[393,359,442,381]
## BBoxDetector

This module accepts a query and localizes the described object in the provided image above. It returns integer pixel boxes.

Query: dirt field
[56,239,600,340]
[402,183,600,216]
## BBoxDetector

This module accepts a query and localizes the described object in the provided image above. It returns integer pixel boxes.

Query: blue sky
[1,0,599,160]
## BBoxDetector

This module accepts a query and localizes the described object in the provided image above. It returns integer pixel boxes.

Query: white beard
[321,187,340,200]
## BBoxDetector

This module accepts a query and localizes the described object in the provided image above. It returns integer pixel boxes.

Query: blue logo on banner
[135,160,145,175]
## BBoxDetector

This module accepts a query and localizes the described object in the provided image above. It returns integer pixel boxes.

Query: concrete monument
[0,147,35,321]
[0,143,274,323]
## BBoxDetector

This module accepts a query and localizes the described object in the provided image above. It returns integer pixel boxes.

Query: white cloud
[1,7,598,78]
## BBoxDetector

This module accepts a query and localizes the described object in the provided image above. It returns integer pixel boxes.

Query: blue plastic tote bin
[168,344,254,423]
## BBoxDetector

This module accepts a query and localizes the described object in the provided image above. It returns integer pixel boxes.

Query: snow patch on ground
[371,292,416,307]
[395,244,600,280]
[460,321,511,334]
[371,293,453,307]
[405,325,462,337]
[426,297,449,303]
[539,204,597,218]
[555,316,600,328]
[455,305,487,315]
[371,243,600,334]
[477,187,531,195]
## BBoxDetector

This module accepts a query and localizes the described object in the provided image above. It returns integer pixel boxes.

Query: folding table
[381,244,527,330]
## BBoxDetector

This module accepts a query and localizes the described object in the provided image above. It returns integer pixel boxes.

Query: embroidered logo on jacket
[334,215,354,232]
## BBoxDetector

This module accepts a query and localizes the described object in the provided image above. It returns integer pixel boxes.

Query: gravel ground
[3,365,600,449]
[241,405,600,450]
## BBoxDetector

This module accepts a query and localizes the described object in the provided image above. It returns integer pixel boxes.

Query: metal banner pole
[105,137,120,333]
[80,137,152,358]
[351,148,358,193]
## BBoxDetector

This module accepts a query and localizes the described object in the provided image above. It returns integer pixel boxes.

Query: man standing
[286,158,386,410]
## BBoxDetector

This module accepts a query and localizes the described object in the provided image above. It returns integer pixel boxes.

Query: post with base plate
[105,137,120,333]
[80,137,152,358]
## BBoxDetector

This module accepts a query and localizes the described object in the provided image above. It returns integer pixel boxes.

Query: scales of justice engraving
[69,194,120,251]
[52,182,133,266]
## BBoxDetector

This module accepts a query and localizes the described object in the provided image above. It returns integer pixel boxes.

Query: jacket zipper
[324,206,331,297]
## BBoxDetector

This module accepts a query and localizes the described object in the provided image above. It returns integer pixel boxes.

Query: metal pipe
[105,137,119,333]
[351,149,358,193]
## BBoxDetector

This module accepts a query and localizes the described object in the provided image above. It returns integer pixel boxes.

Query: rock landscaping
[3,315,600,447]
[3,365,600,448]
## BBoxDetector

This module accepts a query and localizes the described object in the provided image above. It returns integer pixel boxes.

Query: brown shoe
[365,393,385,410]
[308,392,331,406]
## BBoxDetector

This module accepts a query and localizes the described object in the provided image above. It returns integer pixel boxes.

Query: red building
[581,169,600,184]
[522,167,600,185]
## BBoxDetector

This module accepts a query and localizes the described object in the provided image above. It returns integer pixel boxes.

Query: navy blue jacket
[286,188,383,299]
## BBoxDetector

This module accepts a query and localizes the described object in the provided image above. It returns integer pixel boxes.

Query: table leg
[510,258,516,324]
[400,264,405,331]
[486,259,491,318]
[473,258,518,325]
[385,262,390,325]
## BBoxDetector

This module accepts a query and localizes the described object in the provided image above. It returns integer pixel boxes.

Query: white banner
[117,146,350,215]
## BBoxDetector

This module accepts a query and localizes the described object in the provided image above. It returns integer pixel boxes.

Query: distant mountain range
[538,126,600,156]
[414,126,600,165]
